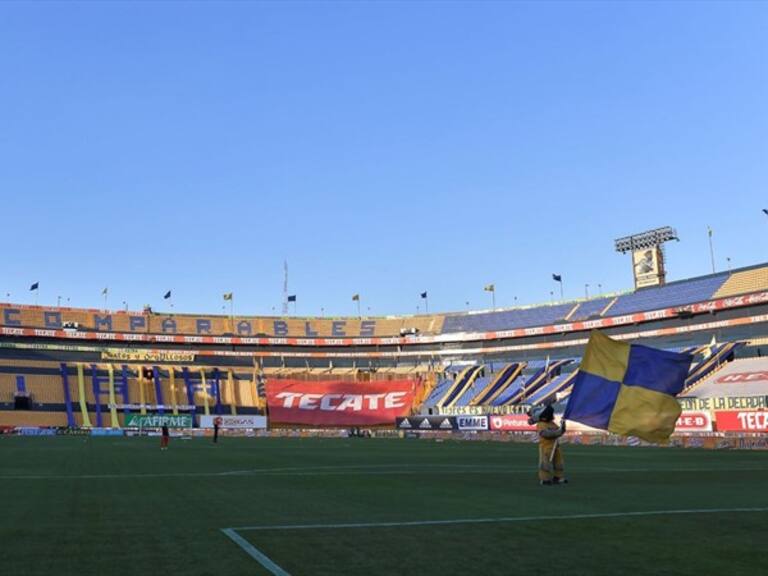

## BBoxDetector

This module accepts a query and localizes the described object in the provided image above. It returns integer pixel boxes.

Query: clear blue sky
[1,1,766,317]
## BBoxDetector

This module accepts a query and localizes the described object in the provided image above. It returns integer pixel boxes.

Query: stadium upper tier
[1,263,766,344]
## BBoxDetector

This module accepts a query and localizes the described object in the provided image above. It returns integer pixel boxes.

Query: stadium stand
[469,363,525,406]
[1,263,767,343]
[607,273,730,316]
[567,297,615,321]
[525,371,578,405]
[436,365,484,408]
[682,357,768,398]
[453,375,489,406]
[1,260,767,428]
[684,343,742,390]
[441,303,575,333]
[712,265,768,298]
[496,359,573,405]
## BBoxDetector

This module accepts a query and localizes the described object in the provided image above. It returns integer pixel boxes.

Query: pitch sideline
[221,506,768,575]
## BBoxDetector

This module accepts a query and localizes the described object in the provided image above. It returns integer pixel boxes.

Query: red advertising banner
[489,414,537,431]
[716,371,768,384]
[265,379,417,426]
[715,410,768,433]
[675,411,713,432]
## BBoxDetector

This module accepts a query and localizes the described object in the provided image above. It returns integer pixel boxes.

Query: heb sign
[266,379,416,426]
[715,410,768,432]
[675,411,712,432]
[489,414,537,432]
[199,415,267,429]
[716,371,768,384]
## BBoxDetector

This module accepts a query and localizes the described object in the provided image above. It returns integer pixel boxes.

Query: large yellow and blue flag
[564,331,693,443]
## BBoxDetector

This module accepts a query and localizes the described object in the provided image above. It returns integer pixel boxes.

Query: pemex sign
[125,414,193,428]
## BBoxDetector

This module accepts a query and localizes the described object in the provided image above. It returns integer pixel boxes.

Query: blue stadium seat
[609,273,729,316]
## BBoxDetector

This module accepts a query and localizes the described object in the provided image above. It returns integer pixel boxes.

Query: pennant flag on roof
[164,290,172,299]
[30,282,39,291]
[484,284,495,292]
[223,292,233,301]
[352,294,360,301]
[563,331,692,443]
[420,291,428,299]
[287,295,297,302]
[552,273,562,282]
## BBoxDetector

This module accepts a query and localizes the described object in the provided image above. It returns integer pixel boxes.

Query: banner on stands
[679,396,768,411]
[456,415,489,431]
[489,414,537,431]
[266,379,417,426]
[396,416,457,431]
[715,410,768,432]
[124,414,193,428]
[199,415,267,429]
[15,427,56,436]
[101,348,195,362]
[433,405,530,416]
[674,411,713,432]
[110,404,195,412]
[90,428,125,437]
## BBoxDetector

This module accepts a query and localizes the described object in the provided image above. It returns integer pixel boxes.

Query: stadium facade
[1,262,767,431]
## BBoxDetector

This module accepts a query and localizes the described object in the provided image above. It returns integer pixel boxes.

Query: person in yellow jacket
[529,404,567,485]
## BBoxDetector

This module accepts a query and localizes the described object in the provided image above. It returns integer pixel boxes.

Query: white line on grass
[1,464,768,480]
[221,528,290,576]
[230,506,768,531]
[222,507,768,575]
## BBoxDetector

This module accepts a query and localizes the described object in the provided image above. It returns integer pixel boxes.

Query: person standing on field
[528,404,567,485]
[213,416,222,444]
[160,424,169,450]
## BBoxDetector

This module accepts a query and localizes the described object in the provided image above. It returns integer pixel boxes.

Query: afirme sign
[124,414,193,428]
[199,415,267,429]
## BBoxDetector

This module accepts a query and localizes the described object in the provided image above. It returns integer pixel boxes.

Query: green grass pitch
[1,435,767,575]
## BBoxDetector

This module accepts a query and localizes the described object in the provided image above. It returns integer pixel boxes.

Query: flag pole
[708,226,716,274]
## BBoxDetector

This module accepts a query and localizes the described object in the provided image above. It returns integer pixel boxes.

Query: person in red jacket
[160,424,169,450]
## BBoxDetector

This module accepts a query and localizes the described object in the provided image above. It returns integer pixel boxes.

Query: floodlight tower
[614,226,678,289]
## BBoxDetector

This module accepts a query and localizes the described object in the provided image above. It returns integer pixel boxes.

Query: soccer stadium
[3,2,768,575]
[2,244,768,574]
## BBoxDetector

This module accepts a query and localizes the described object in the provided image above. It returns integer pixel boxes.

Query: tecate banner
[199,415,267,429]
[675,411,713,432]
[266,379,417,426]
[715,410,768,432]
[489,414,537,431]
[456,415,489,431]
